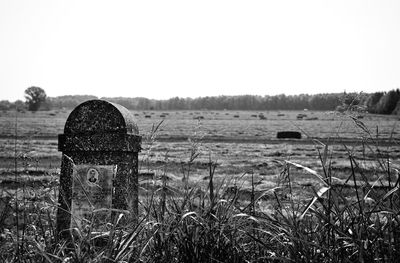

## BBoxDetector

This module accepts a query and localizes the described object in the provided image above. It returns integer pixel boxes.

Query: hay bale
[297,113,307,120]
[277,131,301,139]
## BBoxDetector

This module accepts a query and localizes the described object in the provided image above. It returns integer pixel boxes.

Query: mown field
[1,109,400,262]
[1,109,399,180]
[1,109,399,199]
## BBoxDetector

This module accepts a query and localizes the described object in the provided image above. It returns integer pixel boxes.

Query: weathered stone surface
[64,100,139,135]
[56,100,141,240]
[58,133,141,152]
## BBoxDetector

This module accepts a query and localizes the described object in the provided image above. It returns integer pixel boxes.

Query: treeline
[1,90,400,114]
[101,94,341,111]
[0,95,97,112]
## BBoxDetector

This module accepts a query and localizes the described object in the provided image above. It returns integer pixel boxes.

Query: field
[1,109,399,186]
[1,109,400,262]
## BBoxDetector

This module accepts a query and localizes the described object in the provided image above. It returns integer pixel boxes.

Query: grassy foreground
[0,116,399,262]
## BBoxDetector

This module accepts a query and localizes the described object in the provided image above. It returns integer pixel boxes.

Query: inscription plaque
[70,165,116,230]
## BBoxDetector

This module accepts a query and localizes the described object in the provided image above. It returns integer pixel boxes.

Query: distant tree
[137,97,152,110]
[392,100,400,115]
[0,100,12,111]
[375,89,400,114]
[337,92,366,112]
[365,92,384,113]
[24,86,47,111]
[14,100,27,112]
[49,95,97,109]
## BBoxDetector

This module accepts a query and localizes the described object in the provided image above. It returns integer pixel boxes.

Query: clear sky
[1,0,400,101]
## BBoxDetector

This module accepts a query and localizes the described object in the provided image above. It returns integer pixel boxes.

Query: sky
[1,0,400,102]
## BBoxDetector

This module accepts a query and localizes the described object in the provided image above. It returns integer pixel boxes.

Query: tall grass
[1,112,399,262]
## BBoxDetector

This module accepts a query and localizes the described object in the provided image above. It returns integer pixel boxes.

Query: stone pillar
[56,100,141,239]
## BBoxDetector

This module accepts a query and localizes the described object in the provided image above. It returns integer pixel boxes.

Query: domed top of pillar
[63,100,139,135]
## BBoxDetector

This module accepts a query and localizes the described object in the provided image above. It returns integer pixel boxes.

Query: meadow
[0,109,399,262]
